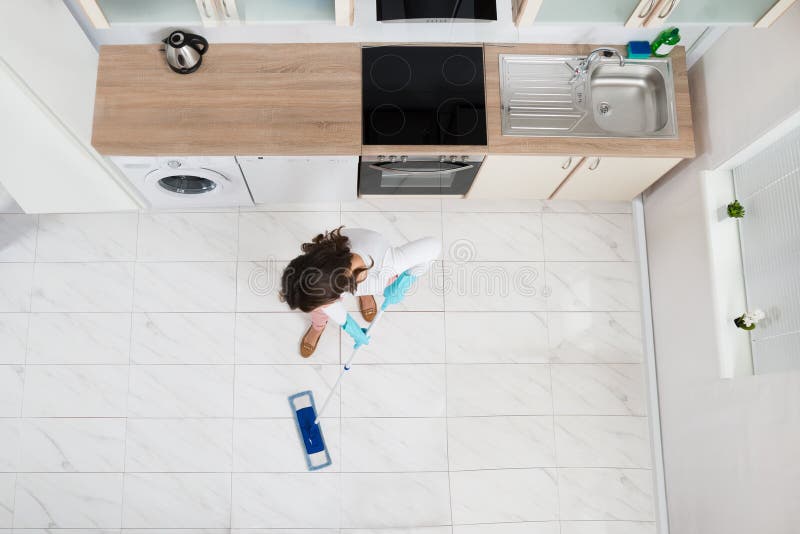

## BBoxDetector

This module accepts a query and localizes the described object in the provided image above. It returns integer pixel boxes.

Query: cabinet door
[552,156,681,201]
[648,0,790,25]
[238,156,358,203]
[0,60,138,213]
[80,0,212,27]
[468,155,581,199]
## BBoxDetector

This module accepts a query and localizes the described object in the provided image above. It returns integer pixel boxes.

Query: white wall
[643,4,800,533]
[64,0,707,49]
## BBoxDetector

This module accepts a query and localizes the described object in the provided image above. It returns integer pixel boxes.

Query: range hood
[376,0,497,22]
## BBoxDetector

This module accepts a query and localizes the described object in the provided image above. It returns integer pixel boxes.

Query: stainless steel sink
[499,54,677,139]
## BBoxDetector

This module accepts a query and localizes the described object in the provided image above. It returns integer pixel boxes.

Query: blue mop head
[288,390,332,471]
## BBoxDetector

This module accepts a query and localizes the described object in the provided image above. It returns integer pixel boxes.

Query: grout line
[440,203,455,528]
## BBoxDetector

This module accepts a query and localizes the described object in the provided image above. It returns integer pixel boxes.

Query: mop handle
[313,306,387,424]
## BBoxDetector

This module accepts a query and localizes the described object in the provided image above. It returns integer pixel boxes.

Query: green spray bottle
[651,27,680,57]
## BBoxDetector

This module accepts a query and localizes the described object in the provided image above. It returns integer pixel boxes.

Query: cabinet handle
[220,0,231,18]
[658,0,679,19]
[588,157,601,171]
[561,156,573,170]
[200,0,212,18]
[638,0,656,18]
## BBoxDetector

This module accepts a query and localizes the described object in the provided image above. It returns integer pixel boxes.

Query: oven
[359,154,484,196]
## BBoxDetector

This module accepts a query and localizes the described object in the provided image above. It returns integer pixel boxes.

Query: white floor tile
[31,262,134,312]
[0,314,28,364]
[231,473,340,528]
[0,264,33,312]
[558,468,654,521]
[236,260,288,312]
[233,418,340,473]
[443,212,543,261]
[0,474,12,528]
[341,472,450,529]
[340,418,448,472]
[450,468,558,524]
[546,262,639,312]
[349,528,452,534]
[131,312,234,364]
[234,364,340,418]
[245,201,341,212]
[543,213,634,261]
[443,262,547,311]
[342,198,441,212]
[548,312,643,363]
[13,473,123,528]
[36,213,138,261]
[0,214,36,262]
[137,212,238,261]
[560,521,656,534]
[122,473,231,528]
[128,365,234,418]
[19,418,125,472]
[542,200,632,214]
[446,364,551,416]
[341,364,445,417]
[125,419,233,472]
[134,262,236,312]
[443,198,543,213]
[238,211,341,261]
[453,523,559,534]
[0,366,24,417]
[341,312,445,364]
[22,365,127,417]
[236,312,339,364]
[555,416,651,468]
[27,313,131,364]
[551,365,646,416]
[445,312,548,363]
[340,212,442,258]
[447,416,555,470]
[0,421,19,472]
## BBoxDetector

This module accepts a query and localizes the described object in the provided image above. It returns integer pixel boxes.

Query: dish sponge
[627,41,651,59]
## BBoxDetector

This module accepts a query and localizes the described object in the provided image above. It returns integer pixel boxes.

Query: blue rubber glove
[341,314,370,349]
[382,271,418,310]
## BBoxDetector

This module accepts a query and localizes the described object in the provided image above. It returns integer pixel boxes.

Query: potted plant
[734,309,765,330]
[727,200,745,218]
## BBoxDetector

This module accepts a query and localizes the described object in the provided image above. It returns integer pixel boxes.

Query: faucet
[570,47,625,83]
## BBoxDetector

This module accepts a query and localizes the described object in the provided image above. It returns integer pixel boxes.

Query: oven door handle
[368,161,474,175]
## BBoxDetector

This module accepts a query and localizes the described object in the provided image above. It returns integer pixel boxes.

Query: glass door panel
[96,0,202,24]
[238,0,335,22]
[536,0,643,23]
[667,0,778,24]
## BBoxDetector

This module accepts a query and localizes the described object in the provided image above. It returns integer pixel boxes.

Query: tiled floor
[0,196,656,533]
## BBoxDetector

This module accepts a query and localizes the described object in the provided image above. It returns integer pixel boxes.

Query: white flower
[751,309,766,321]
[741,309,765,326]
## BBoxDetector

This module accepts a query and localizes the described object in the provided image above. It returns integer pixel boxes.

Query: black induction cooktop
[362,46,487,146]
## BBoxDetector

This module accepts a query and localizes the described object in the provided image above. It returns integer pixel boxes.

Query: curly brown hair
[279,226,372,312]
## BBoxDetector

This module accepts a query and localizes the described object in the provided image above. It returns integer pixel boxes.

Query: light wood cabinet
[468,155,581,199]
[552,156,681,201]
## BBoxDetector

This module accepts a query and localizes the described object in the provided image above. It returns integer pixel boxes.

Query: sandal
[359,295,377,322]
[300,325,323,358]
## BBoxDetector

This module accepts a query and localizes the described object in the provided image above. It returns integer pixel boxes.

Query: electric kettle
[162,31,208,74]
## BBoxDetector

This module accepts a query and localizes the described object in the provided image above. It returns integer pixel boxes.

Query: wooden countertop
[92,43,362,156]
[483,44,695,158]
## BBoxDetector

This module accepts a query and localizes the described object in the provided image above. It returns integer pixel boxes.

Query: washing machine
[110,156,253,209]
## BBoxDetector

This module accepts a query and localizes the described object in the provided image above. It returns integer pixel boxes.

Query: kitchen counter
[484,44,695,158]
[92,44,361,156]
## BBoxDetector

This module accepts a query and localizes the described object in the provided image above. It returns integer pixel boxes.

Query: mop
[289,272,415,471]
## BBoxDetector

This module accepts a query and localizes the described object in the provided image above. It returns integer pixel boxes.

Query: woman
[280,226,440,357]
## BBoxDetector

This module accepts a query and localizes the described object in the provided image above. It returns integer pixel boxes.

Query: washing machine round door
[144,167,231,199]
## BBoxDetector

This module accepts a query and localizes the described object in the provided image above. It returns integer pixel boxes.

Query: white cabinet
[552,156,681,201]
[0,1,139,214]
[237,156,358,203]
[468,154,581,199]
